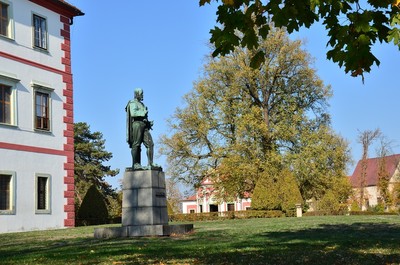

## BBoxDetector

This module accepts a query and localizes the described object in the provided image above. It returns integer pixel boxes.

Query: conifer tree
[74,122,119,215]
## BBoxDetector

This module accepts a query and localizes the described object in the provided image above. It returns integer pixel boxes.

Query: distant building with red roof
[181,177,252,214]
[349,154,400,210]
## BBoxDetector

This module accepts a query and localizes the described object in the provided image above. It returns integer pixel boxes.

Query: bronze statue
[126,88,160,170]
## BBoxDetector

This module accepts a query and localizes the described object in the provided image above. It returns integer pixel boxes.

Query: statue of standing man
[126,88,160,170]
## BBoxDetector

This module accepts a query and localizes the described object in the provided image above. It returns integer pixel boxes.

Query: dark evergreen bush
[77,184,109,226]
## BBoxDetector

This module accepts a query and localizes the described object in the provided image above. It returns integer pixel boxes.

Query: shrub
[368,203,385,213]
[76,184,109,226]
[252,169,302,213]
[167,201,174,215]
[318,190,341,212]
[350,200,361,211]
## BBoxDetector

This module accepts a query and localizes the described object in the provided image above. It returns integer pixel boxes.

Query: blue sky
[68,1,400,190]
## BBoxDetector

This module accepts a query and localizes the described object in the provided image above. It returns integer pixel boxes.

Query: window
[35,91,49,130]
[0,74,18,126]
[227,203,235,212]
[0,175,11,210]
[209,204,218,212]
[0,1,13,39]
[36,174,51,213]
[0,2,8,36]
[0,171,15,214]
[0,84,11,124]
[33,14,47,49]
[32,82,53,131]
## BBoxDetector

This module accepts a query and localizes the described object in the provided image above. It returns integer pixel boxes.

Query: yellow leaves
[393,0,400,7]
[222,0,235,5]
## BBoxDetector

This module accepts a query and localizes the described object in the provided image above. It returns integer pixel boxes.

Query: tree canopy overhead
[199,0,400,80]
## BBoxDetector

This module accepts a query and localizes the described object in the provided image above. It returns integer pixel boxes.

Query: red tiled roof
[54,0,84,16]
[181,195,196,202]
[349,154,400,187]
[30,0,84,17]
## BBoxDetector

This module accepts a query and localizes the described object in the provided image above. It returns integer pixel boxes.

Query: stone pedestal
[122,170,168,226]
[94,169,193,238]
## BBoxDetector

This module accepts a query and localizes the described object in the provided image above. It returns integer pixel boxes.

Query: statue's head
[134,88,143,100]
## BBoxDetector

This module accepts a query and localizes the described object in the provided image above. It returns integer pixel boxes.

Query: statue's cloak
[126,100,133,147]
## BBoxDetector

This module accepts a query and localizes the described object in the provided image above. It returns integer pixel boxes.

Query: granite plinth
[94,169,194,238]
[94,224,194,238]
[122,170,168,226]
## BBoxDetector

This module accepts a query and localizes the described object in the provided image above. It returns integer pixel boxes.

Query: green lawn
[1,215,400,264]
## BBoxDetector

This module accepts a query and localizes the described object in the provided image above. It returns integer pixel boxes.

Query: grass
[1,215,400,264]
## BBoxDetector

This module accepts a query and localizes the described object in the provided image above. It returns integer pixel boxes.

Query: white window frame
[0,0,14,40]
[32,13,48,50]
[35,173,51,214]
[32,82,53,132]
[0,72,19,127]
[0,170,16,215]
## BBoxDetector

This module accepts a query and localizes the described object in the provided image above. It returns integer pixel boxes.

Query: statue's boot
[147,147,161,170]
[131,146,140,169]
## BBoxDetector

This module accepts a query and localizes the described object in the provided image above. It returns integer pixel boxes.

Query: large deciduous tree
[285,124,351,201]
[74,122,120,215]
[166,178,183,214]
[160,26,350,206]
[199,0,400,79]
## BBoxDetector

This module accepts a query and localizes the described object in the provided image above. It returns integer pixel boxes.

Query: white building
[181,178,252,214]
[0,0,83,232]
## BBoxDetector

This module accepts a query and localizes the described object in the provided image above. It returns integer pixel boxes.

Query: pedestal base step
[94,224,194,238]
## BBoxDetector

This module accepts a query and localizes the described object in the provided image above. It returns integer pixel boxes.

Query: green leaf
[199,0,212,6]
[358,34,370,45]
[250,50,265,68]
[388,28,400,47]
[201,0,400,78]
[258,24,270,39]
[391,13,400,26]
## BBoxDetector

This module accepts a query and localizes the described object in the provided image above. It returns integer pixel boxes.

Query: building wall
[365,186,379,209]
[181,202,197,214]
[0,0,76,232]
[352,167,400,211]
[0,150,66,231]
[1,1,65,71]
[181,196,252,214]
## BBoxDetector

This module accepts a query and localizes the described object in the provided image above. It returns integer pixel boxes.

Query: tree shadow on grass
[1,222,400,264]
[226,222,400,265]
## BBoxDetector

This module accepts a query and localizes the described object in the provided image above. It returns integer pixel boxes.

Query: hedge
[169,210,285,222]
[302,210,399,217]
[349,211,398,216]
